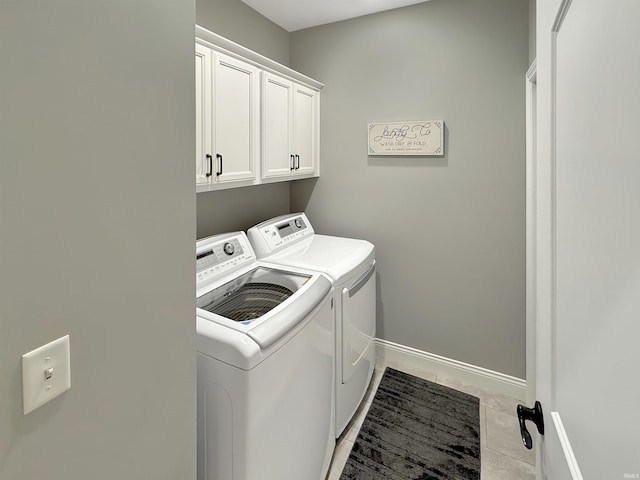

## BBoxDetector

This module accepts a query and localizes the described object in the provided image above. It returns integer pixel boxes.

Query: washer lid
[197,266,311,324]
[197,271,332,369]
[263,234,375,284]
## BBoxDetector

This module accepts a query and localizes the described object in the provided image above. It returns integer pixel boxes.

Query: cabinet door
[292,84,318,176]
[213,53,259,184]
[262,72,293,179]
[195,43,212,187]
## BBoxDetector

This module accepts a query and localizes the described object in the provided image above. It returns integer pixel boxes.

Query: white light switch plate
[22,335,71,415]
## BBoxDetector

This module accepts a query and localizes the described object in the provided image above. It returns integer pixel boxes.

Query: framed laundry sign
[368,120,444,156]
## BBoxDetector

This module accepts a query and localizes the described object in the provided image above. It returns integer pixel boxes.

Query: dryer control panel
[196,232,255,286]
[247,213,315,258]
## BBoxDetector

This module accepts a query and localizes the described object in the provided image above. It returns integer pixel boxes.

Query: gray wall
[0,1,196,479]
[196,0,292,239]
[197,0,290,65]
[290,0,529,378]
[197,184,290,238]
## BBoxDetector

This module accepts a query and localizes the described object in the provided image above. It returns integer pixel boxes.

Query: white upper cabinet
[195,26,322,192]
[196,43,259,192]
[262,73,319,180]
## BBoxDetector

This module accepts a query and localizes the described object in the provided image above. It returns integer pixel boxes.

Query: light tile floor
[326,359,536,480]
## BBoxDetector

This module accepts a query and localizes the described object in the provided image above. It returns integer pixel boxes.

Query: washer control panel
[248,213,314,256]
[196,233,253,285]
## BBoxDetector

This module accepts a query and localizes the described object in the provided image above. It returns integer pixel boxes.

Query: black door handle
[206,154,213,177]
[216,154,222,176]
[290,154,295,171]
[295,154,300,170]
[516,401,544,450]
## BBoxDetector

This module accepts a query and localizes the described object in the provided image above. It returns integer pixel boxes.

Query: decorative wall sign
[368,120,444,156]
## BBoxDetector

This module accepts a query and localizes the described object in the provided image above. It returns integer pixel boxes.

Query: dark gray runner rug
[340,368,480,480]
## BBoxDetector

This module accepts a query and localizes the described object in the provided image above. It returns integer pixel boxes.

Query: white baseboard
[551,412,584,480]
[375,338,527,400]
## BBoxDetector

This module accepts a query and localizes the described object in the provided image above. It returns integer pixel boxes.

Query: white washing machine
[247,213,376,437]
[196,232,335,480]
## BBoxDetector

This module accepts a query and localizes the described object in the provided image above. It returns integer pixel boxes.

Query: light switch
[22,335,71,415]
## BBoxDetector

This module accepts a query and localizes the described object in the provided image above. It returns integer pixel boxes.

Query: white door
[340,262,376,384]
[531,1,640,478]
[262,72,294,178]
[195,44,212,186]
[292,84,317,176]
[212,53,259,184]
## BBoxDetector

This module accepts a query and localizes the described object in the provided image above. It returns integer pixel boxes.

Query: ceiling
[241,0,431,32]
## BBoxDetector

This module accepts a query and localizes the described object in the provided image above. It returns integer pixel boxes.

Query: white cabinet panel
[262,72,319,182]
[262,73,293,178]
[213,54,259,184]
[195,43,212,187]
[293,84,317,176]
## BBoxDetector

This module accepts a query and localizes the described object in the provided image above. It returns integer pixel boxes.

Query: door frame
[525,59,537,409]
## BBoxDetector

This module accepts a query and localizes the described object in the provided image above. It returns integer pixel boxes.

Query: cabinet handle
[295,154,300,170]
[206,154,213,177]
[216,154,223,176]
[290,154,295,171]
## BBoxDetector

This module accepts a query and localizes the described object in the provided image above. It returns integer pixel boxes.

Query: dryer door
[341,261,376,384]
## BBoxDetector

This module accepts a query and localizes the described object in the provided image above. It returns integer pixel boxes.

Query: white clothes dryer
[247,213,376,437]
[196,232,335,480]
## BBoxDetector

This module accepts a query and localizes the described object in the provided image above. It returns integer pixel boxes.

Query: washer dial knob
[223,242,235,256]
[294,218,303,229]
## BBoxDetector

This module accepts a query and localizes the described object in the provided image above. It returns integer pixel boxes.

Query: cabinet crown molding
[196,25,323,91]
